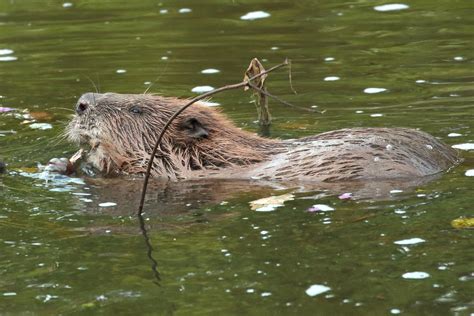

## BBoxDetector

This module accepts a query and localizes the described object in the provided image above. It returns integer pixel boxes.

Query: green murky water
[1,0,473,315]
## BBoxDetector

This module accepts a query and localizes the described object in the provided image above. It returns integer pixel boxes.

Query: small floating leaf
[451,218,474,229]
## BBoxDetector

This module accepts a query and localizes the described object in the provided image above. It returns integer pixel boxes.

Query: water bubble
[179,8,192,13]
[370,113,384,117]
[390,189,403,194]
[116,69,127,74]
[261,292,272,297]
[453,56,464,61]
[62,2,73,8]
[240,11,271,21]
[3,292,17,297]
[465,169,474,177]
[448,133,462,137]
[160,9,168,14]
[390,309,401,314]
[324,57,335,61]
[246,288,255,293]
[374,4,409,12]
[415,79,426,83]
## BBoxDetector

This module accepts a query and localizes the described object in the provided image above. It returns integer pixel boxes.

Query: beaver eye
[129,106,142,114]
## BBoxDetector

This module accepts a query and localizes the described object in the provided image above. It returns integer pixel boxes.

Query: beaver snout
[76,92,101,115]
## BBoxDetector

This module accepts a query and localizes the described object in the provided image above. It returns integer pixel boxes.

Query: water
[1,0,473,314]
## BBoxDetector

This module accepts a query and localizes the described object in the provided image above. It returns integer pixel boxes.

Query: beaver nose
[76,102,88,115]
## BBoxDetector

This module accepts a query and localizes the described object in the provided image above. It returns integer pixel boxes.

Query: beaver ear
[182,117,209,139]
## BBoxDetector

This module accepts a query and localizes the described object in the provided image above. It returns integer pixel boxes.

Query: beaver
[66,92,459,182]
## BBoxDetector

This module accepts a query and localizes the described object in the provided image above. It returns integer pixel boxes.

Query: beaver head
[67,93,278,178]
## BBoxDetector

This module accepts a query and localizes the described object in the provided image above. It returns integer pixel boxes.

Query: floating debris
[305,284,331,297]
[324,76,340,81]
[402,272,430,279]
[451,217,474,229]
[452,143,474,151]
[364,88,387,94]
[308,204,334,212]
[98,202,117,207]
[0,107,15,113]
[374,4,409,12]
[240,11,271,21]
[394,238,426,245]
[191,86,214,93]
[249,193,294,212]
[338,192,352,200]
[29,123,53,130]
[0,56,17,62]
[0,49,14,55]
[465,170,474,177]
[201,68,220,74]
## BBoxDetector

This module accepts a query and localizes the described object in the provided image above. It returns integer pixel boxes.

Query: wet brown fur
[67,93,459,182]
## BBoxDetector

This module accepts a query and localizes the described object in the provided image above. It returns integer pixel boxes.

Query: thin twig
[288,59,297,94]
[247,82,323,114]
[137,59,314,215]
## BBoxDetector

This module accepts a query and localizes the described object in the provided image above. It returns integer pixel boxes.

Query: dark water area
[0,0,473,315]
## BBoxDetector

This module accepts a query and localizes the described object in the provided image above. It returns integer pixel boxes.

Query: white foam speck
[179,8,192,13]
[394,238,425,245]
[355,110,364,114]
[309,204,334,212]
[261,292,272,297]
[0,49,14,55]
[99,202,117,207]
[465,169,474,177]
[390,189,403,194]
[191,86,214,93]
[415,79,426,83]
[390,309,401,314]
[29,123,52,130]
[159,9,168,14]
[201,68,220,74]
[364,87,387,94]
[324,76,340,81]
[62,2,73,8]
[447,133,462,137]
[370,113,384,117]
[260,230,269,235]
[374,4,409,12]
[306,284,331,297]
[199,101,220,107]
[324,57,335,61]
[116,69,126,74]
[0,56,17,61]
[453,56,464,61]
[255,205,278,212]
[246,288,255,293]
[452,143,474,151]
[240,11,271,21]
[3,292,17,296]
[402,271,430,279]
[161,56,168,60]
[271,46,279,50]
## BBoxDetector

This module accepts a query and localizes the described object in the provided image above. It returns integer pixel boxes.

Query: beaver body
[67,93,459,182]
